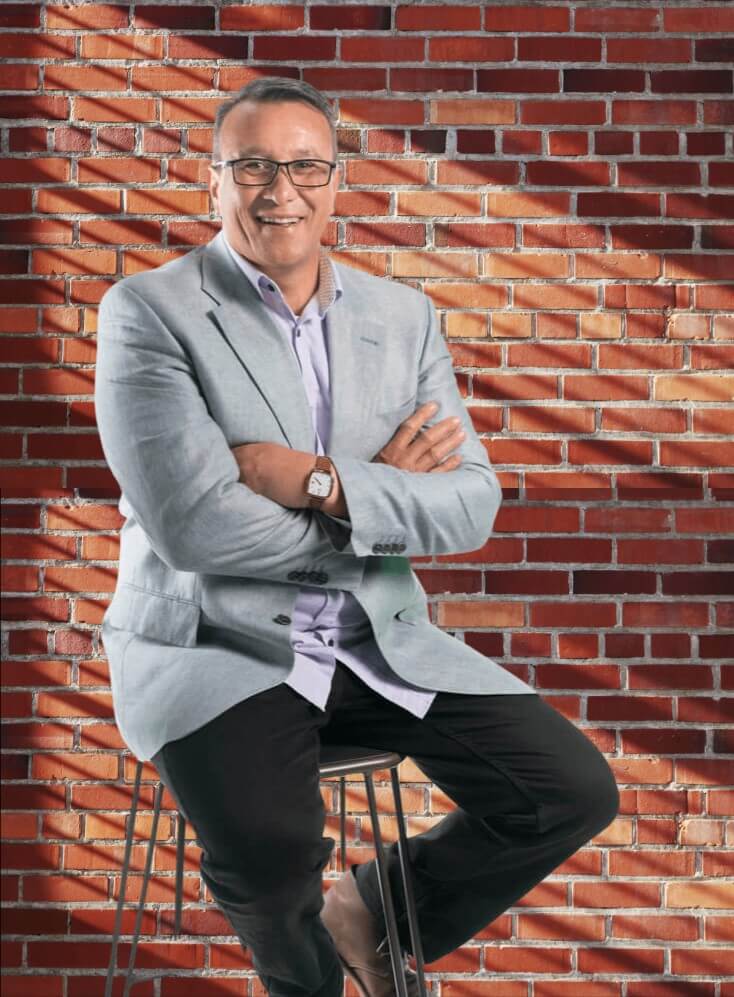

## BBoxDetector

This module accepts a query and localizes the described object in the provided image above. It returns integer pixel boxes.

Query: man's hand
[372,401,465,472]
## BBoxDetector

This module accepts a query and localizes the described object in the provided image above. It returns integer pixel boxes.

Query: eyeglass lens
[232,159,332,186]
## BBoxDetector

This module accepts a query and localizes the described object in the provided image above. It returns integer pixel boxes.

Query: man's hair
[212,77,338,160]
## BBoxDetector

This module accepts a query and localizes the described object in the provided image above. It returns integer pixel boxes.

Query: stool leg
[339,776,346,874]
[390,766,428,995]
[122,779,164,997]
[174,813,186,937]
[105,760,144,997]
[364,774,409,997]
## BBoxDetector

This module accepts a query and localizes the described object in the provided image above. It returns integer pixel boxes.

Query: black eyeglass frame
[211,157,338,188]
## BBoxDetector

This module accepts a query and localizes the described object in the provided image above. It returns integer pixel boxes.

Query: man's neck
[242,253,319,316]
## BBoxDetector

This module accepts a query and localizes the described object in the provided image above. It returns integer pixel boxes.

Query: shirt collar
[222,234,342,319]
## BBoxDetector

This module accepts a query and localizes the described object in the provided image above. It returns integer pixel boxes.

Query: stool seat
[319,743,403,777]
[105,743,427,997]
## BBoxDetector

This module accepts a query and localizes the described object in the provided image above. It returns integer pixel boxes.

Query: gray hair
[212,77,337,160]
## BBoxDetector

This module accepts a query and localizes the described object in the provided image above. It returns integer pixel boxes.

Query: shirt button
[327,639,334,647]
[273,614,291,626]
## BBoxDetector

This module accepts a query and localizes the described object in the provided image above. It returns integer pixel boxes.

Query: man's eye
[242,160,268,172]
[291,161,319,172]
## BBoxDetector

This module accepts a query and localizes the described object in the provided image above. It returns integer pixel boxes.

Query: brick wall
[1,1,733,992]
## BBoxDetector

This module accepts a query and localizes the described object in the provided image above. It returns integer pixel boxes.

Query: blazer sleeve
[327,293,503,558]
[94,281,363,586]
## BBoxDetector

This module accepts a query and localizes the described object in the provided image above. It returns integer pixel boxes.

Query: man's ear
[208,164,221,214]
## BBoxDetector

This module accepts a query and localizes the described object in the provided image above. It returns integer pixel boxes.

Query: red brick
[36,186,121,215]
[0,3,42,27]
[709,161,734,187]
[304,68,387,92]
[579,192,661,218]
[611,225,694,250]
[392,68,474,92]
[614,100,697,125]
[486,193,570,221]
[220,4,303,29]
[548,131,589,156]
[609,37,691,66]
[346,160,428,186]
[564,376,649,401]
[253,36,336,60]
[435,223,512,248]
[697,36,734,65]
[80,34,163,60]
[341,99,424,125]
[0,94,69,121]
[653,70,733,95]
[703,99,734,125]
[46,4,128,28]
[430,37,513,62]
[522,101,605,125]
[565,69,645,93]
[341,36,424,62]
[452,130,496,155]
[133,4,215,29]
[309,5,391,29]
[168,34,248,59]
[628,665,713,691]
[438,161,519,186]
[594,132,634,156]
[0,64,39,91]
[477,69,558,95]
[131,66,215,92]
[623,601,709,627]
[75,96,157,123]
[519,36,601,62]
[527,160,608,187]
[345,222,425,247]
[579,947,665,975]
[472,373,557,400]
[395,5,481,30]
[485,5,569,31]
[430,97,516,125]
[665,6,734,31]
[578,5,658,29]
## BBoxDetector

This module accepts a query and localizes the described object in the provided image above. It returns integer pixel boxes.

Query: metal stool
[106,744,427,997]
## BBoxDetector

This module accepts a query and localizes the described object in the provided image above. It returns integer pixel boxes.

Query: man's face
[209,100,338,285]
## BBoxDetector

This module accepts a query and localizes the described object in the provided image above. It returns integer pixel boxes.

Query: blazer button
[314,571,328,584]
[287,571,299,581]
[396,543,406,553]
[273,614,291,626]
[372,543,384,554]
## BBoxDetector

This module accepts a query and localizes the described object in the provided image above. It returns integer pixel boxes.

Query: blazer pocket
[104,582,201,647]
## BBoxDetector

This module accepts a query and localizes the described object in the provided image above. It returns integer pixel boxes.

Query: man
[95,78,619,997]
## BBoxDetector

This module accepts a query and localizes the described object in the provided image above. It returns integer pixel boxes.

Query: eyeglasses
[211,157,337,188]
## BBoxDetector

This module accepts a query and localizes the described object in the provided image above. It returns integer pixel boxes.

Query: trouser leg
[322,670,620,964]
[151,684,343,997]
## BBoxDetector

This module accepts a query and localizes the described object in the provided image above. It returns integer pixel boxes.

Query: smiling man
[95,78,619,997]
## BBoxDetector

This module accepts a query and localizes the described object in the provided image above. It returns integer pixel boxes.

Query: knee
[571,743,620,839]
[202,824,334,904]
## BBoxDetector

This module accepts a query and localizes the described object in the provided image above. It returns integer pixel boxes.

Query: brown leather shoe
[321,868,419,997]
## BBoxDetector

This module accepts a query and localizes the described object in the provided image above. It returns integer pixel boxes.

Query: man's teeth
[259,217,300,225]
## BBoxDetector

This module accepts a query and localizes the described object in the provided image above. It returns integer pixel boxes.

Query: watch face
[308,470,332,498]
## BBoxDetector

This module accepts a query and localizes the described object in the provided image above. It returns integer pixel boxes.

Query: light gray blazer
[94,233,533,761]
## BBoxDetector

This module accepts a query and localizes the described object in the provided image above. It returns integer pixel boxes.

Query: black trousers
[151,660,619,996]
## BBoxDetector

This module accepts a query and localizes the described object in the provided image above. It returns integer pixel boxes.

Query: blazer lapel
[200,232,314,452]
[200,233,387,458]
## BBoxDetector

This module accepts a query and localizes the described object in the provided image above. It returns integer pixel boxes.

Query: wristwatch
[306,455,335,508]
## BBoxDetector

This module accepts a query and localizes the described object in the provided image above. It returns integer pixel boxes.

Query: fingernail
[427,401,439,410]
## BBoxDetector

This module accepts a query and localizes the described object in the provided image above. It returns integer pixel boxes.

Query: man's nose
[261,164,298,199]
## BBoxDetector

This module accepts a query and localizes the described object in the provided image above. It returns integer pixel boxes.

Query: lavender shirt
[223,237,437,717]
